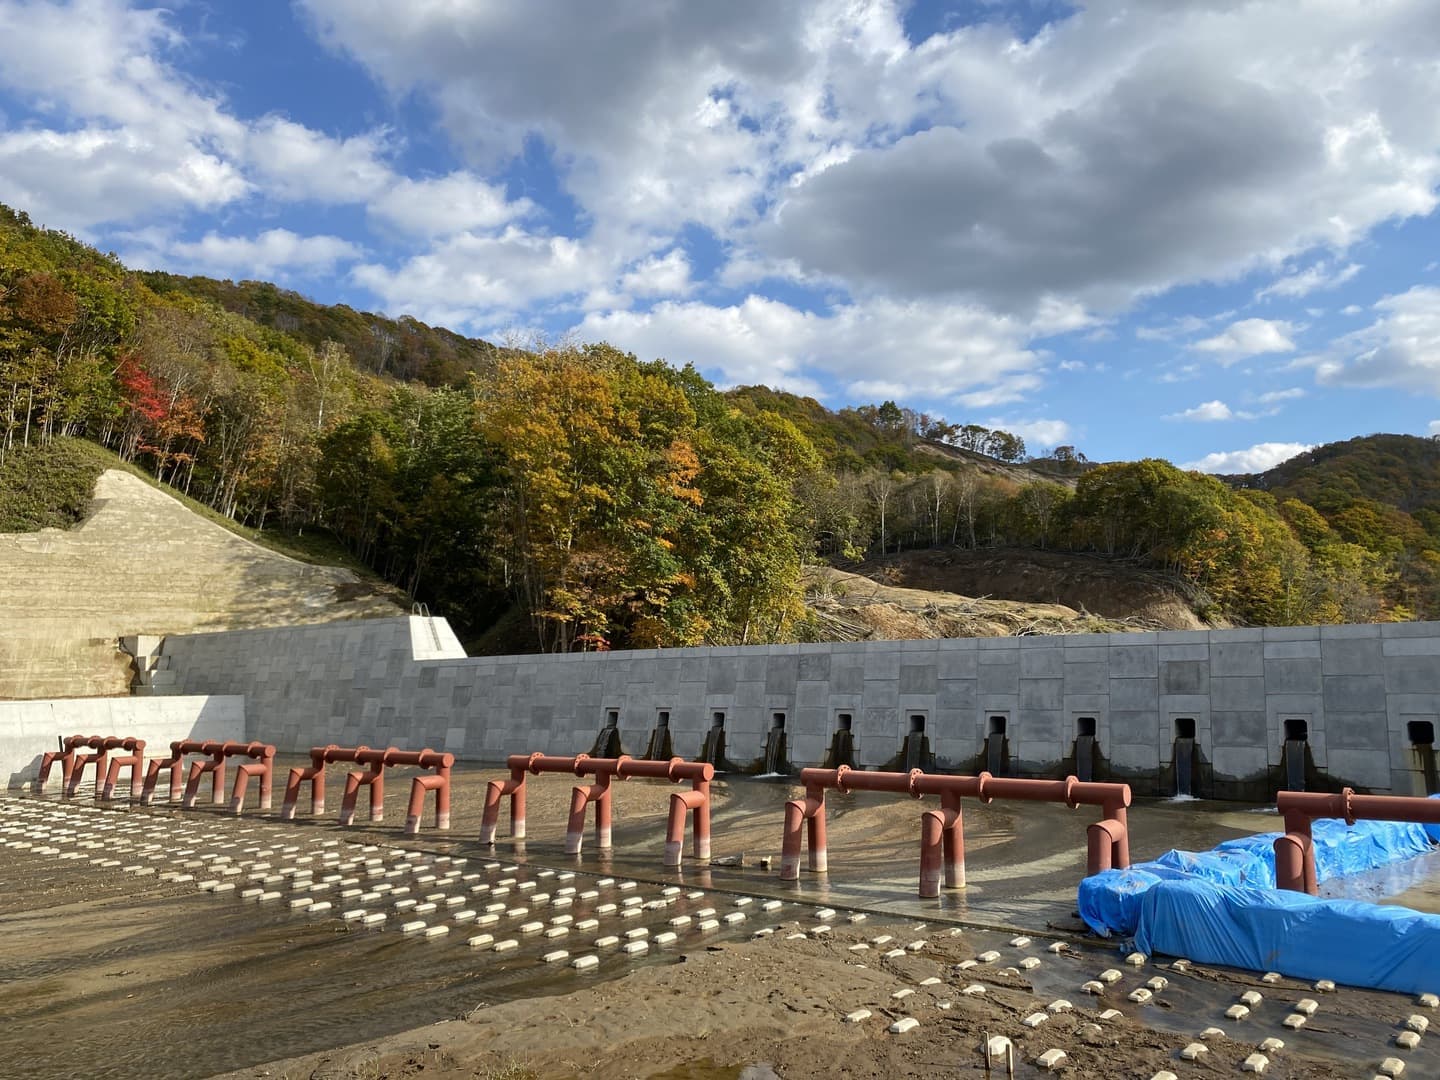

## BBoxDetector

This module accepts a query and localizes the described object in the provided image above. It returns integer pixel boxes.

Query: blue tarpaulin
[1079,816,1436,937]
[1132,879,1440,996]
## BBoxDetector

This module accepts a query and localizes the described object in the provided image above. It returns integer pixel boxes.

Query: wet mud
[3,762,1439,1079]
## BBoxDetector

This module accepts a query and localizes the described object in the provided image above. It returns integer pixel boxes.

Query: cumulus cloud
[985,417,1073,449]
[1311,286,1440,393]
[1255,387,1306,404]
[369,172,533,237]
[575,295,1056,403]
[1192,318,1298,362]
[1181,442,1313,474]
[1167,399,1242,422]
[1256,260,1362,301]
[123,228,362,279]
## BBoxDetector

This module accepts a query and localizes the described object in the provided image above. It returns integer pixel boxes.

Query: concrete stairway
[0,470,405,699]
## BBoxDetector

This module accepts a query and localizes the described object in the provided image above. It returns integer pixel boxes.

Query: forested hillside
[0,200,1431,651]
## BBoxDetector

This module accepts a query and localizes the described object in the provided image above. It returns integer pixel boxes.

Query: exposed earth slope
[0,469,404,699]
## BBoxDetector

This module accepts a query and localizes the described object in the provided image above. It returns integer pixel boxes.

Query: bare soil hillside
[0,469,405,699]
[806,548,1208,640]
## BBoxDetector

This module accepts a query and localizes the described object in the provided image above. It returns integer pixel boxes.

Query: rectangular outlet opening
[771,711,787,731]
[1408,720,1435,746]
[1174,717,1196,740]
[987,715,1007,737]
[909,713,926,734]
[836,712,853,732]
[1284,717,1309,742]
[655,710,670,729]
[1076,716,1097,738]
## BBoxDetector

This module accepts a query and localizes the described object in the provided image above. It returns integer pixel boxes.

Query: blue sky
[2,0,1440,472]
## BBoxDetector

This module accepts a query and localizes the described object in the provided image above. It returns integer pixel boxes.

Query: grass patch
[0,438,104,531]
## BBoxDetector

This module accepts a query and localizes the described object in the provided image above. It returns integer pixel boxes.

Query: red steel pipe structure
[781,766,1132,898]
[64,736,137,797]
[479,753,715,866]
[280,744,369,820]
[100,737,147,799]
[136,740,276,811]
[337,748,453,835]
[1276,789,1440,894]
[36,734,96,794]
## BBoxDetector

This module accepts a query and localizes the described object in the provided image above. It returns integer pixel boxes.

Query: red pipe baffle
[181,740,231,808]
[67,735,128,798]
[226,741,277,815]
[280,745,369,820]
[480,753,715,866]
[140,740,188,805]
[338,748,454,835]
[480,753,540,843]
[1275,789,1440,894]
[101,738,147,799]
[780,766,1131,899]
[35,734,91,794]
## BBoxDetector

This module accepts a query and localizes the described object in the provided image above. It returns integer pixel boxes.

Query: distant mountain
[1228,434,1440,516]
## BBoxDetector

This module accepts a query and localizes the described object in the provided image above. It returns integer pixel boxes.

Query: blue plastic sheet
[1426,794,1440,844]
[1133,879,1440,996]
[1079,816,1437,937]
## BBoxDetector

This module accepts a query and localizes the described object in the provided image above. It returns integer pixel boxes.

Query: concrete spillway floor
[5,764,1440,1078]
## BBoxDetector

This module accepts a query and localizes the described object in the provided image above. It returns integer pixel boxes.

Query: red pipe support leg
[101,739,146,799]
[665,789,707,867]
[567,779,613,855]
[405,774,450,835]
[919,809,948,899]
[942,796,966,889]
[481,768,528,843]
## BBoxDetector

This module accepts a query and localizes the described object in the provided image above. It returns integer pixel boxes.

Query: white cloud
[1181,442,1314,474]
[575,295,1054,404]
[1312,286,1440,392]
[1255,387,1306,404]
[985,417,1072,449]
[124,228,362,279]
[1256,260,1362,301]
[620,250,694,299]
[369,172,533,237]
[1192,318,1298,362]
[244,117,393,203]
[1427,420,1440,436]
[1167,399,1240,422]
[353,226,613,327]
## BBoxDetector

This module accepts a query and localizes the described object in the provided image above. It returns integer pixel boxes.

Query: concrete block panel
[899,663,938,694]
[864,650,901,681]
[1213,628,1263,643]
[764,656,799,693]
[1109,678,1158,712]
[1386,656,1440,694]
[1264,641,1322,660]
[1064,646,1108,664]
[937,680,978,711]
[978,637,1021,652]
[1212,642,1263,678]
[1263,625,1321,642]
[1160,661,1209,695]
[1326,748,1394,791]
[1063,694,1109,715]
[1325,712,1389,751]
[1211,745,1269,782]
[1020,648,1064,678]
[861,681,899,709]
[1018,710,1064,742]
[979,695,1020,717]
[1064,663,1109,695]
[831,659,865,695]
[1109,711,1160,745]
[1155,630,1210,645]
[1159,643,1210,661]
[793,707,829,736]
[1322,637,1383,676]
[706,659,738,694]
[937,649,978,680]
[1109,742,1161,773]
[1264,658,1322,694]
[798,652,831,681]
[1323,675,1388,712]
[1109,646,1158,678]
[1020,679,1064,711]
[1383,636,1440,656]
[1381,620,1440,638]
[1211,711,1269,748]
[979,662,1020,696]
[1016,741,1065,770]
[797,680,829,707]
[1212,676,1266,712]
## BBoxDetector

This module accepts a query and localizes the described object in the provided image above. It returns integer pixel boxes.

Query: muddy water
[6,761,1440,1078]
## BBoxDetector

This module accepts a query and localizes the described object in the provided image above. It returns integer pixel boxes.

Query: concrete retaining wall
[1,695,245,790]
[153,616,1440,798]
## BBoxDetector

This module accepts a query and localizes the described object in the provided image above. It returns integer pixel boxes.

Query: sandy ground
[5,766,1439,1080]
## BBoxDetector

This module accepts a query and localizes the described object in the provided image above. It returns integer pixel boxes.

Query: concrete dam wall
[153,616,1440,799]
